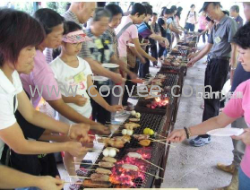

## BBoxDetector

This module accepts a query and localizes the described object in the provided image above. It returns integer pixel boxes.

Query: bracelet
[187,127,192,137]
[184,127,190,139]
[67,124,73,137]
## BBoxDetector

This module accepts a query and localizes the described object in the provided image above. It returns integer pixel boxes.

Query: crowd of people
[0,2,249,190]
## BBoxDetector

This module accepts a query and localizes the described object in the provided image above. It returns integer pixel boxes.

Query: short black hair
[171,5,177,11]
[104,3,123,18]
[177,7,183,12]
[233,22,250,49]
[34,8,64,35]
[160,7,167,17]
[144,4,153,16]
[63,21,82,35]
[191,4,195,8]
[131,3,147,16]
[231,5,240,13]
[223,10,229,16]
[93,8,111,22]
[153,12,157,16]
[164,8,175,15]
[0,9,44,67]
[206,16,214,23]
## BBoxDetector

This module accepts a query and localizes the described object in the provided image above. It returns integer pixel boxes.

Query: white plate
[102,63,119,69]
[207,128,244,137]
[92,76,109,82]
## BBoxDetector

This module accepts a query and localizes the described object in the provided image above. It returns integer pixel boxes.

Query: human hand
[73,95,87,107]
[69,123,90,142]
[107,105,124,112]
[149,56,157,63]
[232,128,250,146]
[167,129,187,143]
[91,123,111,135]
[37,176,64,190]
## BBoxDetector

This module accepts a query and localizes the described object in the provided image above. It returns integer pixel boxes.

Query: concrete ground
[59,43,234,190]
[161,45,234,190]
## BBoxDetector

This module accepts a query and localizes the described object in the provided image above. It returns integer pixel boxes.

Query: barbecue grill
[80,113,167,189]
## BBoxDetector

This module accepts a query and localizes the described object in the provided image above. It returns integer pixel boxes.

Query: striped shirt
[63,10,91,59]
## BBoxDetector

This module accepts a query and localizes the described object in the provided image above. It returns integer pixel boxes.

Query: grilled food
[95,168,112,175]
[83,179,111,188]
[122,164,139,171]
[102,157,117,163]
[133,134,149,141]
[139,139,151,147]
[98,162,115,168]
[90,173,110,182]
[124,122,140,130]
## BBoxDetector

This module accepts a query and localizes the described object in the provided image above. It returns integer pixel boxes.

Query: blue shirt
[231,63,250,92]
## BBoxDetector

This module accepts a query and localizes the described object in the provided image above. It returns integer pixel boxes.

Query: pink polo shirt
[223,79,250,178]
[20,50,61,108]
[115,16,138,58]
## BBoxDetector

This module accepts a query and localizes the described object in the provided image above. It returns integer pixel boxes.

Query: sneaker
[189,136,211,147]
[217,163,236,174]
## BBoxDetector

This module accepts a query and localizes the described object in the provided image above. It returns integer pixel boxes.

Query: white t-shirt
[50,57,93,124]
[0,69,23,160]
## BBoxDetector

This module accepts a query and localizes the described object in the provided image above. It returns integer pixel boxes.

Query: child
[50,21,123,124]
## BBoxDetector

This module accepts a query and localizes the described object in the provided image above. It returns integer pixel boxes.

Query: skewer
[142,171,164,180]
[73,162,99,165]
[64,182,83,185]
[69,175,90,180]
[141,158,164,171]
[148,138,176,148]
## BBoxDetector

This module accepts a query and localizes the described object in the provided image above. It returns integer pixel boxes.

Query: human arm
[187,43,213,67]
[84,57,124,84]
[87,75,123,112]
[0,165,64,190]
[230,43,238,85]
[132,38,157,62]
[167,113,236,142]
[17,91,90,140]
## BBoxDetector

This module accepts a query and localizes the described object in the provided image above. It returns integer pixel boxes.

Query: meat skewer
[71,173,111,182]
[148,138,176,148]
[122,164,164,180]
[73,161,114,169]
[102,157,117,163]
[127,152,164,171]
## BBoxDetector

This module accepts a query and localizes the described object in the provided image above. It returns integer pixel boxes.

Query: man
[188,2,237,147]
[230,5,244,29]
[64,2,124,85]
[216,3,250,190]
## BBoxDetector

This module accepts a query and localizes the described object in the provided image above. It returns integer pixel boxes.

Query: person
[64,2,124,85]
[19,9,105,180]
[198,11,208,43]
[230,5,244,29]
[187,2,237,147]
[104,3,138,114]
[0,165,63,190]
[158,7,168,60]
[115,3,157,109]
[137,4,169,78]
[174,7,184,31]
[150,12,161,67]
[51,20,123,125]
[185,4,198,32]
[168,22,250,190]
[215,3,250,190]
[0,8,89,189]
[84,9,126,124]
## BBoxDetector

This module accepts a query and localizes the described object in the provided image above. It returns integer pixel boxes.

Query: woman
[185,4,198,32]
[174,7,184,31]
[0,8,89,190]
[167,23,250,190]
[198,11,208,43]
[86,8,125,124]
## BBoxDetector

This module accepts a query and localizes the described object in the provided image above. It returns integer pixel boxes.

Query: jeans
[200,58,229,138]
[185,23,195,32]
[198,29,208,43]
[16,188,40,190]
[231,117,247,168]
[239,167,250,190]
